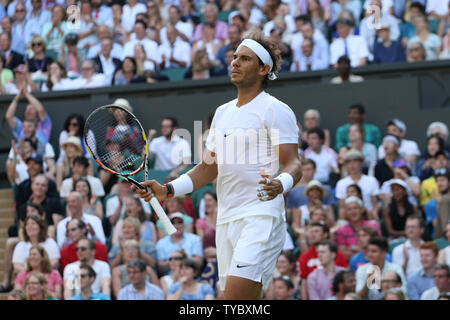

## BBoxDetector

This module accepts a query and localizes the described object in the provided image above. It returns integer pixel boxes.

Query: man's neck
[102,53,111,60]
[72,212,83,219]
[382,39,392,47]
[375,259,385,270]
[31,194,45,203]
[340,73,350,82]
[423,265,435,276]
[133,281,146,292]
[408,238,421,248]
[349,172,362,181]
[81,287,92,299]
[324,262,335,274]
[350,219,363,229]
[236,86,263,107]
[312,145,322,154]
[171,233,183,242]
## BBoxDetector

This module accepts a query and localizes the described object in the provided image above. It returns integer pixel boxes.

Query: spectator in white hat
[426,122,450,153]
[373,19,406,64]
[377,118,421,173]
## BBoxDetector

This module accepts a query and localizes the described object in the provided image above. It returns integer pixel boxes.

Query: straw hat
[62,136,83,153]
[113,98,133,113]
[304,180,328,198]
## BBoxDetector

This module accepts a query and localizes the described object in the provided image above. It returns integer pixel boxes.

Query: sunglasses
[172,220,184,225]
[79,274,90,279]
[32,42,43,47]
[76,247,88,252]
[69,122,79,127]
[169,256,183,261]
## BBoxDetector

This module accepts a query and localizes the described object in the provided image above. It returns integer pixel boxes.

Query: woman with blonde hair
[27,35,54,76]
[160,249,187,295]
[24,272,58,300]
[13,245,63,299]
[112,195,157,246]
[108,217,157,270]
[111,239,160,299]
[186,49,213,80]
[55,136,83,192]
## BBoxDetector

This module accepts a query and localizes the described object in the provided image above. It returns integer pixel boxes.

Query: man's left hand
[257,169,283,201]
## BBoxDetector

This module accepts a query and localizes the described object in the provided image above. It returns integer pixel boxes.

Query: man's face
[366,244,386,265]
[228,26,241,44]
[433,269,450,291]
[72,163,88,178]
[23,121,37,139]
[345,203,363,222]
[300,24,313,38]
[435,155,449,170]
[348,109,363,124]
[172,218,185,235]
[405,219,423,240]
[317,245,335,266]
[134,23,146,39]
[307,133,322,150]
[27,160,42,177]
[345,159,362,174]
[387,124,402,138]
[67,220,83,242]
[381,271,401,293]
[376,28,390,42]
[76,239,92,263]
[31,176,48,197]
[342,273,356,293]
[230,45,266,88]
[100,40,112,56]
[25,104,39,119]
[419,249,436,270]
[274,280,292,300]
[308,226,325,245]
[1,18,11,33]
[81,62,95,79]
[97,26,110,40]
[301,163,315,181]
[0,33,10,52]
[67,194,83,215]
[357,230,371,248]
[77,268,93,290]
[161,119,174,138]
[383,140,398,155]
[336,23,350,38]
[15,3,27,22]
[204,6,216,23]
[128,267,146,286]
[169,7,180,24]
[301,40,313,57]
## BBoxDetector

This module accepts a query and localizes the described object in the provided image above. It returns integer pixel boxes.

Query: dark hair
[26,202,45,219]
[162,117,179,128]
[347,184,363,198]
[278,250,297,274]
[434,150,449,160]
[306,127,325,141]
[274,276,294,289]
[182,258,200,277]
[73,177,92,199]
[127,258,147,272]
[295,14,311,23]
[23,216,48,243]
[317,239,338,254]
[309,222,329,235]
[203,190,217,202]
[23,137,37,151]
[63,113,86,137]
[332,270,354,294]
[337,55,350,64]
[73,156,89,168]
[245,31,282,89]
[368,236,388,252]
[46,61,67,91]
[406,215,425,229]
[360,226,378,238]
[123,56,138,74]
[78,237,96,250]
[349,104,365,115]
[135,19,148,30]
[409,2,425,14]
[80,264,97,279]
[435,264,450,277]
[301,158,316,169]
[0,53,5,65]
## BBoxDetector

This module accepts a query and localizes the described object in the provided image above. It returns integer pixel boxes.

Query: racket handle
[149,197,177,235]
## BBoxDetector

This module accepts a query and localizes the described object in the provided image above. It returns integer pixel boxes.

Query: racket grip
[149,197,177,235]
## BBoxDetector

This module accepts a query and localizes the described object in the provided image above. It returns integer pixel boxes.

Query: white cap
[113,98,133,113]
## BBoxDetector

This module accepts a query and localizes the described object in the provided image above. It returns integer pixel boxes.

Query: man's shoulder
[93,259,110,269]
[184,232,201,242]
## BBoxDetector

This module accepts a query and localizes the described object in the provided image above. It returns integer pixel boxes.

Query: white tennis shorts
[216,215,286,291]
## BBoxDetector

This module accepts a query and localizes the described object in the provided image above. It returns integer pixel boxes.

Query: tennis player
[136,31,302,299]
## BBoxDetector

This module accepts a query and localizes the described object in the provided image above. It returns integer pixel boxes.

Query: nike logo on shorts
[236,264,251,268]
[224,133,232,138]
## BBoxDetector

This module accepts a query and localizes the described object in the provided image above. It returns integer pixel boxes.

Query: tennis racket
[84,104,176,235]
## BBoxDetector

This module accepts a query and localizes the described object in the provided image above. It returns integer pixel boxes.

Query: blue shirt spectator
[349,251,393,272]
[407,268,435,300]
[156,231,203,261]
[374,40,406,64]
[118,281,165,300]
[167,282,215,300]
[69,292,111,300]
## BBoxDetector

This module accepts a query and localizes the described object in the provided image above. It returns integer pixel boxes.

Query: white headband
[237,39,277,80]
[345,196,363,207]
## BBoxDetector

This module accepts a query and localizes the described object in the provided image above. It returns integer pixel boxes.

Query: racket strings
[84,106,146,174]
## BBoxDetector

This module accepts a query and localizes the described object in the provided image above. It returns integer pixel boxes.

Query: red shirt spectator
[298,244,349,279]
[60,241,108,272]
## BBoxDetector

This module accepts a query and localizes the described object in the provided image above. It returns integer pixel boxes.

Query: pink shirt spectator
[14,269,63,292]
[307,265,347,300]
[335,220,381,247]
[195,218,215,236]
[193,21,228,42]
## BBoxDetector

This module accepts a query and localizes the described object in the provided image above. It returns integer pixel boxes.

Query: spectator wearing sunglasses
[63,238,111,300]
[69,264,111,300]
[27,35,53,74]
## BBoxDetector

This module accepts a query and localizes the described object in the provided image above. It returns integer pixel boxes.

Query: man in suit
[93,38,121,83]
[0,32,24,71]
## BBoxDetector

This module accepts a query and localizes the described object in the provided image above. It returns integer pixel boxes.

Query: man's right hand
[134,180,168,202]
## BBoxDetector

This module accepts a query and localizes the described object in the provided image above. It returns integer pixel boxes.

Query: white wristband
[171,174,194,197]
[275,172,294,193]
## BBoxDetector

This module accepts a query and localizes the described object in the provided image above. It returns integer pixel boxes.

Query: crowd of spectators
[1,0,450,301]
[0,0,449,92]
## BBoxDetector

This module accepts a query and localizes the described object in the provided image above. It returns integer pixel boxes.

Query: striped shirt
[117,281,165,300]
